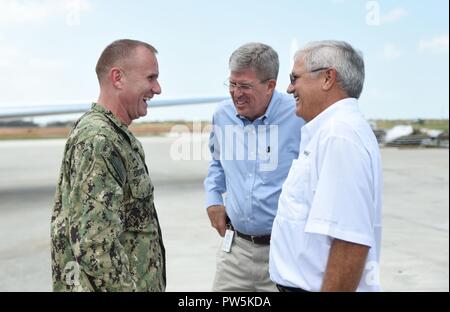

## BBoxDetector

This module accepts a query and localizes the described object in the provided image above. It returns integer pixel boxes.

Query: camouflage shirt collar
[91,103,136,143]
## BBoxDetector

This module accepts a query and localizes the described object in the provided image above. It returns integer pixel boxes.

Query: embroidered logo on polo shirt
[303,150,310,156]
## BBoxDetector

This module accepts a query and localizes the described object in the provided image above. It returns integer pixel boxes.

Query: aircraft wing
[0,96,229,120]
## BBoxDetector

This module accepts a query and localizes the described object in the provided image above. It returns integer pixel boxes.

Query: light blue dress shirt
[204,90,304,235]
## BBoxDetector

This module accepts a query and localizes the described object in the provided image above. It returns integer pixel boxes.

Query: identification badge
[221,229,235,253]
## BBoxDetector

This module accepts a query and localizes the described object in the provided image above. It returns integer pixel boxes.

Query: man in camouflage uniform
[51,39,165,291]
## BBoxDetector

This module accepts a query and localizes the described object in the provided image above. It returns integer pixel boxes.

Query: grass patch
[370,119,449,132]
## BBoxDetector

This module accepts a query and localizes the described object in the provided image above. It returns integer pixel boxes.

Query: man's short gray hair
[96,39,158,82]
[295,40,365,98]
[229,42,279,81]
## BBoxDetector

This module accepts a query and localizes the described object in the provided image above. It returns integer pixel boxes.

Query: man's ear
[110,67,124,89]
[267,79,277,94]
[322,68,337,91]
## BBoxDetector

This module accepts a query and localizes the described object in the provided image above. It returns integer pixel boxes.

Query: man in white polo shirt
[270,40,382,292]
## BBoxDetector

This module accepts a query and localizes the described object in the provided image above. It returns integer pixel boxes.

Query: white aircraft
[0,96,228,120]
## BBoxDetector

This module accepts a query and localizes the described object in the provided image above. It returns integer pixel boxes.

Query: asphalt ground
[0,136,448,291]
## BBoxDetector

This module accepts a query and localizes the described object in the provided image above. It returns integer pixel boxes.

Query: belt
[235,230,271,245]
[276,284,309,292]
[226,220,271,245]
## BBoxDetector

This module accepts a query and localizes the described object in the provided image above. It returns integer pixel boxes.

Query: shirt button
[248,173,252,177]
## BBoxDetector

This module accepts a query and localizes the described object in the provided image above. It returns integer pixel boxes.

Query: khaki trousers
[212,234,277,292]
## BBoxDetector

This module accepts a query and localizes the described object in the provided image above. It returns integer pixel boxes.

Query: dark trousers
[276,284,309,292]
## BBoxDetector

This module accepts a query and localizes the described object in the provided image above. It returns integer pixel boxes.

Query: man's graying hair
[229,42,279,81]
[295,40,365,99]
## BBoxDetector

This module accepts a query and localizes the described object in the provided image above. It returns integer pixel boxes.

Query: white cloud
[382,43,402,60]
[0,40,68,105]
[0,0,49,24]
[289,37,300,68]
[419,34,449,54]
[380,7,407,25]
[0,0,92,26]
[0,41,20,68]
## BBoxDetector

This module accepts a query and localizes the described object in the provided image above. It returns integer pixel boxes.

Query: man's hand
[207,205,227,237]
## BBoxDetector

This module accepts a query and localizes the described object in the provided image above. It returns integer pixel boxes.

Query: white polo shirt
[269,98,382,292]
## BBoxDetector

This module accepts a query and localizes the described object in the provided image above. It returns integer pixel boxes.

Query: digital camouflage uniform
[51,103,166,292]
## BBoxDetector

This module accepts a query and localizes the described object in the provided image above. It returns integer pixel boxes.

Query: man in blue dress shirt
[204,42,305,291]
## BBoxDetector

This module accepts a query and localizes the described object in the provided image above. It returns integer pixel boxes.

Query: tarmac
[0,135,448,292]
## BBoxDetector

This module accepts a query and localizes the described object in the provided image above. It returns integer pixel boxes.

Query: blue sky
[0,0,448,122]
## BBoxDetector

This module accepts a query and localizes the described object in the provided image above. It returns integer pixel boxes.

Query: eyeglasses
[224,79,270,92]
[289,67,330,85]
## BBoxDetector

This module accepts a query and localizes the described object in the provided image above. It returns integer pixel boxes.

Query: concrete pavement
[0,136,448,291]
